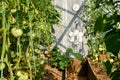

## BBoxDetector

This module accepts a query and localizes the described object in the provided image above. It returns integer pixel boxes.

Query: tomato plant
[82,0,120,79]
[0,0,60,79]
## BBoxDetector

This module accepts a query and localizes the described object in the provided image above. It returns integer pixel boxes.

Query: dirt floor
[87,60,110,80]
[44,59,110,80]
[66,59,88,80]
[44,64,63,80]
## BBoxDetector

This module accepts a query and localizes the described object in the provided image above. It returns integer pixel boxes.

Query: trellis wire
[26,0,37,77]
[1,0,7,78]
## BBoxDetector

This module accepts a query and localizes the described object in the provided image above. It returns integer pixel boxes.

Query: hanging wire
[1,0,8,78]
[16,1,19,53]
[1,0,15,79]
[26,0,36,76]
[1,0,4,78]
[13,0,22,71]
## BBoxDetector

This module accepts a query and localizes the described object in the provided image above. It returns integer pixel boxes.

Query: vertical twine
[27,0,36,78]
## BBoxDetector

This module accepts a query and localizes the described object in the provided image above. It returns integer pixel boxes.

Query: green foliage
[51,47,72,71]
[66,48,73,53]
[82,0,120,56]
[51,47,84,70]
[0,0,60,79]
[66,48,73,56]
[103,60,112,75]
[74,53,84,60]
[111,70,120,80]
[104,29,120,55]
[94,15,105,34]
[82,0,120,79]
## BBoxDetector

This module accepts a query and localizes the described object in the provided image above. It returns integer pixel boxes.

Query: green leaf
[74,53,84,60]
[59,65,65,71]
[95,0,103,8]
[104,29,120,56]
[52,62,58,67]
[31,0,40,6]
[111,70,120,80]
[66,48,73,53]
[104,60,112,75]
[59,61,64,66]
[94,15,105,34]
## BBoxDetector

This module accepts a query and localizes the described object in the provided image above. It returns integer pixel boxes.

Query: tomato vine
[82,0,120,79]
[0,0,60,79]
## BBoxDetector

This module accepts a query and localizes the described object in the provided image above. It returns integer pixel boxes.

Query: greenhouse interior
[0,0,120,80]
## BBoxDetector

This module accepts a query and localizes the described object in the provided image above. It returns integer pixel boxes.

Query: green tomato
[35,49,40,54]
[11,27,23,38]
[0,63,5,70]
[17,70,28,80]
[96,57,98,61]
[40,60,44,65]
[17,71,21,77]
[95,54,98,58]
[99,47,103,51]
[22,21,27,25]
[109,59,114,63]
[9,17,16,24]
[11,51,16,58]
[26,53,29,58]
[11,9,16,13]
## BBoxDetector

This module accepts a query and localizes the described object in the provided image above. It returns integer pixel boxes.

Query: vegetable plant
[0,0,60,79]
[50,47,84,71]
[51,47,72,71]
[82,0,120,79]
[65,48,84,60]
[74,53,84,60]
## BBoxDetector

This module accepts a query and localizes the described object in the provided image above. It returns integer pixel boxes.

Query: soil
[66,59,88,80]
[87,60,110,80]
[99,54,109,62]
[44,64,63,80]
[44,59,110,80]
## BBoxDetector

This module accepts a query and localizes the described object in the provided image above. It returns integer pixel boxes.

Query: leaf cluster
[0,0,60,79]
[82,0,120,79]
[82,0,120,56]
[51,47,72,71]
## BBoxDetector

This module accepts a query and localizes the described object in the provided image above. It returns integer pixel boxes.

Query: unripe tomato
[11,9,16,13]
[0,63,5,70]
[17,71,21,76]
[26,53,29,58]
[109,59,114,63]
[11,27,23,38]
[9,17,16,24]
[99,47,103,51]
[40,60,44,65]
[95,54,98,58]
[96,57,98,61]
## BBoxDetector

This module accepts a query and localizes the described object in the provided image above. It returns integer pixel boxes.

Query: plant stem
[4,55,14,80]
[1,0,7,78]
[16,37,22,70]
